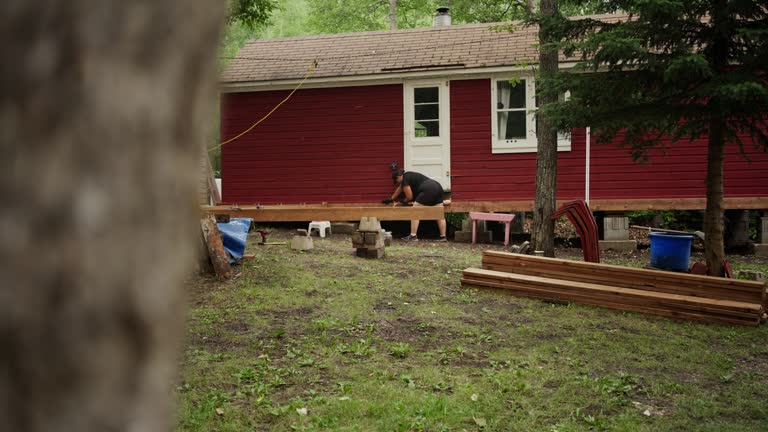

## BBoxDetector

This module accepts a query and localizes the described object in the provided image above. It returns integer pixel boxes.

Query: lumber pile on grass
[461,251,766,326]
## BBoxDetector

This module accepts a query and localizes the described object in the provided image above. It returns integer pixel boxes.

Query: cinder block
[291,236,314,250]
[754,243,768,257]
[735,269,765,282]
[358,217,381,232]
[356,247,385,259]
[461,219,488,232]
[761,217,768,243]
[727,210,750,247]
[351,231,364,245]
[604,215,629,241]
[461,219,472,232]
[332,222,357,234]
[599,240,637,251]
[371,232,386,247]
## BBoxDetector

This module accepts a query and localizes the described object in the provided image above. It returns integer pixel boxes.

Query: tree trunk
[705,119,726,276]
[704,0,728,276]
[531,0,558,257]
[0,1,224,431]
[388,0,397,30]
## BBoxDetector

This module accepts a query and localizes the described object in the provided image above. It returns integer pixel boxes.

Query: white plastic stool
[308,221,332,238]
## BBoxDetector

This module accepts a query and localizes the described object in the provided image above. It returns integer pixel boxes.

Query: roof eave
[220,62,580,93]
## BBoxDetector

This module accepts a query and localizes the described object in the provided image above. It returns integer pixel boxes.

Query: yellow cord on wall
[209,60,318,153]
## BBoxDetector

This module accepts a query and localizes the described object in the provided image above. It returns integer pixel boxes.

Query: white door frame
[403,79,451,190]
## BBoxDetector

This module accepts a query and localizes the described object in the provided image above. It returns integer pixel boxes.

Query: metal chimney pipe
[434,6,451,26]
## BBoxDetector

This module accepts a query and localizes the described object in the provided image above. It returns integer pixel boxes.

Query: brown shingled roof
[221,14,627,84]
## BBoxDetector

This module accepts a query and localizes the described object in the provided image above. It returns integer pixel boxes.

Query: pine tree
[542,0,768,275]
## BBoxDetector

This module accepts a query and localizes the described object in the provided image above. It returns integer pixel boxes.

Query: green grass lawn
[177,229,768,431]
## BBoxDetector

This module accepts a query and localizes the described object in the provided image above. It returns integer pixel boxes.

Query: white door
[404,80,451,190]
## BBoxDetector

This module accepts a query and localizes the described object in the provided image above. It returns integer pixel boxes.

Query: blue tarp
[216,218,253,263]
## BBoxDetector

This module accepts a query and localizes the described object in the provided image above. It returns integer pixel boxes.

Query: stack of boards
[461,251,767,326]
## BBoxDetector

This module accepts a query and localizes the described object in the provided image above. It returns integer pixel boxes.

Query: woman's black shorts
[414,179,444,206]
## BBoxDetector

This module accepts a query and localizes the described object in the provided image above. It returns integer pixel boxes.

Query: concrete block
[363,232,384,248]
[291,236,314,250]
[356,247,385,259]
[518,241,530,254]
[726,210,750,247]
[351,231,364,245]
[761,217,768,243]
[604,215,629,241]
[754,243,768,257]
[735,270,765,282]
[511,212,525,233]
[358,217,381,232]
[364,232,376,244]
[461,219,472,232]
[331,222,357,234]
[599,239,637,251]
[461,219,488,232]
[454,230,493,244]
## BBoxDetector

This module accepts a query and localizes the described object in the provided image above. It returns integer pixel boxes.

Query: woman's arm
[390,185,403,200]
[402,185,413,202]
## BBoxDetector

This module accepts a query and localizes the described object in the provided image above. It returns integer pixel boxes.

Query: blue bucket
[649,232,694,271]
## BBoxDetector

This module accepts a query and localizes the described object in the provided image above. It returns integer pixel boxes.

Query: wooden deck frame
[446,197,768,213]
[202,204,445,222]
[202,197,767,222]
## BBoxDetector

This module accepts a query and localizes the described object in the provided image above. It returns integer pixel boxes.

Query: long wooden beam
[201,204,445,222]
[446,197,768,212]
[202,197,767,222]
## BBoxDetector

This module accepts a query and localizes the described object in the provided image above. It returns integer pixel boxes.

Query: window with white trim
[491,77,572,154]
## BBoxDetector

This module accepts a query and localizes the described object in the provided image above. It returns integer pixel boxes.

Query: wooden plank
[482,251,765,298]
[443,197,768,213]
[200,215,232,279]
[482,251,763,291]
[201,205,445,222]
[482,259,763,303]
[206,155,221,205]
[461,279,758,326]
[463,268,763,313]
[461,281,759,326]
[482,261,761,304]
[201,197,768,215]
[461,269,761,325]
[482,252,765,296]
[460,277,761,322]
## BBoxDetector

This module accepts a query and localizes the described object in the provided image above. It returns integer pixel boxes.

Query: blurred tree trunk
[0,1,224,431]
[531,0,558,257]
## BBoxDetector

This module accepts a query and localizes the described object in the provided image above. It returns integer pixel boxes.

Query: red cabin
[219,15,768,215]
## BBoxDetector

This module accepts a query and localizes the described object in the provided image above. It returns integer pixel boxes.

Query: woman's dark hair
[391,169,404,184]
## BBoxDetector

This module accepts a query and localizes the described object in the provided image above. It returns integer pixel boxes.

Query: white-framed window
[491,76,571,154]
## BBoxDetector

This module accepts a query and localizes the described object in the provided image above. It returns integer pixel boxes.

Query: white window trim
[491,76,571,154]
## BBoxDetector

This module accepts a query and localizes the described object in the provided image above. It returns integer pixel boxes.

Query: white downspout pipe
[585,127,591,205]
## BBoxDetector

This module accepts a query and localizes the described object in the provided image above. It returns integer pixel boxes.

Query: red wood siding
[588,133,768,199]
[221,85,403,204]
[450,79,588,201]
[221,79,768,206]
[449,78,768,202]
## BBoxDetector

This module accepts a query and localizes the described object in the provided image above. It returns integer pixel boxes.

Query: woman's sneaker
[402,234,419,241]
[436,236,448,242]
